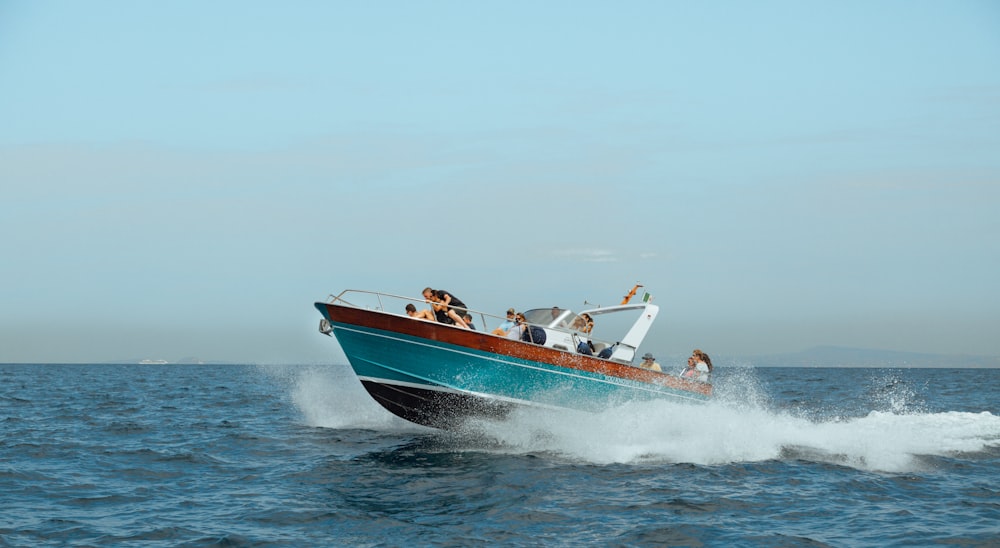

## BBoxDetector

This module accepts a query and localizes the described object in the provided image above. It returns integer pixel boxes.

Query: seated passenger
[505,313,527,340]
[681,350,711,382]
[492,308,516,335]
[681,356,696,377]
[639,352,662,372]
[693,349,713,372]
[570,313,594,334]
[692,349,712,381]
[405,303,436,322]
[463,313,476,331]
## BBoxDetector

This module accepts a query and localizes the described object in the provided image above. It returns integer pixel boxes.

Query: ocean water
[1,363,997,547]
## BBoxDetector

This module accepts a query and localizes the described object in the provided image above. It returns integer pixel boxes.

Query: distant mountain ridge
[752,346,1000,368]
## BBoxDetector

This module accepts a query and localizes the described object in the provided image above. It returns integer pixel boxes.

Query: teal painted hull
[333,322,706,418]
[316,299,709,429]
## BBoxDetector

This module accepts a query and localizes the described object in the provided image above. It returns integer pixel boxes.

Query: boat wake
[463,399,999,473]
[275,363,1000,473]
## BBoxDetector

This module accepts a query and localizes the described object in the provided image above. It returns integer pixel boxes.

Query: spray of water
[271,362,1000,473]
[259,363,421,432]
[462,366,1000,472]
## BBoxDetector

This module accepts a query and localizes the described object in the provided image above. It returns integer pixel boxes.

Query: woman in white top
[682,349,712,382]
[692,349,712,382]
[505,313,527,340]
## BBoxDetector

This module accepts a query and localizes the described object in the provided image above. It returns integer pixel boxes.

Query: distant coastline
[746,346,1000,368]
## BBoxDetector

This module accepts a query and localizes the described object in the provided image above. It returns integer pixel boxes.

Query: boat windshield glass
[523,308,585,331]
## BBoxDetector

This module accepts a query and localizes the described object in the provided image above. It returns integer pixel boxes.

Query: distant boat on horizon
[138,359,169,365]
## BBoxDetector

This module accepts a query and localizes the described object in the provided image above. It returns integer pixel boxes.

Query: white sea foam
[465,397,1000,473]
[262,363,419,432]
[270,363,1000,473]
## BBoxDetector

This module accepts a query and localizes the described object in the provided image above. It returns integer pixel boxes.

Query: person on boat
[463,313,476,331]
[405,303,437,322]
[505,313,527,340]
[681,356,698,378]
[682,349,711,382]
[639,352,662,372]
[492,308,517,335]
[571,313,596,354]
[694,349,713,373]
[425,292,454,325]
[422,287,470,329]
[571,313,594,334]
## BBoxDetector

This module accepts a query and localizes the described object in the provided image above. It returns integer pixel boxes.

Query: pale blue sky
[2,1,998,363]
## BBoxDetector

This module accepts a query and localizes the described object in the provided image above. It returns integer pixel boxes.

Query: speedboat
[313,287,711,429]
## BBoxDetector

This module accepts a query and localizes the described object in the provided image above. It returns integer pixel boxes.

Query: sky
[1,1,999,364]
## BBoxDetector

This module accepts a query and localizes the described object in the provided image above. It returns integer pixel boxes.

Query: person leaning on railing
[422,287,470,329]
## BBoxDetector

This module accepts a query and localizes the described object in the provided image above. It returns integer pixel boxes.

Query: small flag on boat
[621,283,643,304]
[642,292,652,303]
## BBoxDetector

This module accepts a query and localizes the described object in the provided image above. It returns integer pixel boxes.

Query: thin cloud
[557,249,619,263]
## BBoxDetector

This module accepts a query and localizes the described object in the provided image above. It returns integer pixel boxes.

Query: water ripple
[0,364,997,546]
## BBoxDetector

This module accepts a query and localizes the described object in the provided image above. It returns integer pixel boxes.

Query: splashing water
[274,363,1000,473]
[465,397,999,473]
[259,363,420,432]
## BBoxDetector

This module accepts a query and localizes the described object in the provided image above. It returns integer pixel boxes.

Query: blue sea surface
[1,363,998,546]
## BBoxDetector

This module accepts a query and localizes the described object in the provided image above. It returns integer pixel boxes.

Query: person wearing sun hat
[639,352,662,372]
